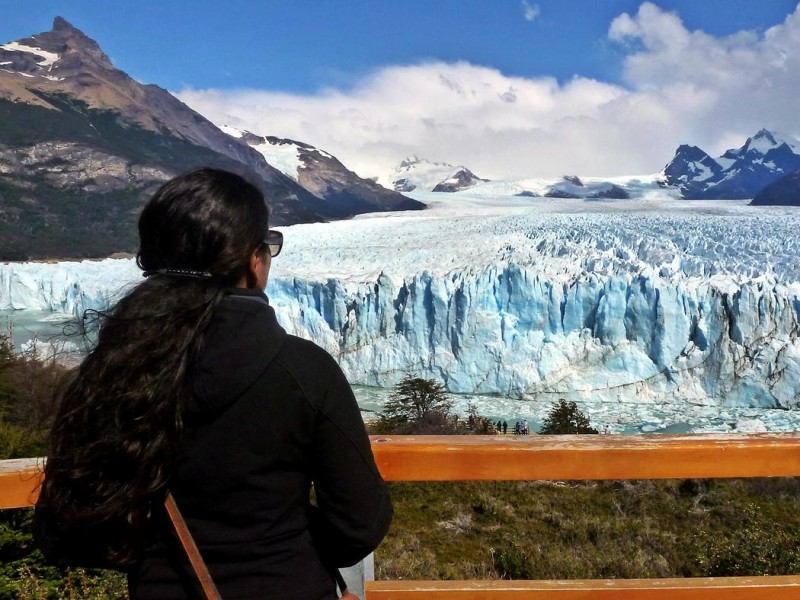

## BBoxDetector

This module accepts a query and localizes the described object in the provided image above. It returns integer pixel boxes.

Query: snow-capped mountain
[383,159,650,200]
[0,18,424,261]
[379,156,488,193]
[531,175,629,199]
[220,127,424,218]
[454,174,660,201]
[0,17,327,259]
[432,168,489,193]
[662,129,800,199]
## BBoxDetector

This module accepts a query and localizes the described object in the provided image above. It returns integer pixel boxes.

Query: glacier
[2,192,800,425]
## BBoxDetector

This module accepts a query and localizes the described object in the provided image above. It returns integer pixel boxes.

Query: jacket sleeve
[307,356,393,568]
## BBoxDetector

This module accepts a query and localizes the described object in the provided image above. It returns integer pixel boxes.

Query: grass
[375,478,800,581]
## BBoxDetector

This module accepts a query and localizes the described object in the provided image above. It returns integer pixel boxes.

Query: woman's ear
[248,247,271,291]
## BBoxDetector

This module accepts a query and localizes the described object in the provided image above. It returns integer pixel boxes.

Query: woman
[35,168,392,599]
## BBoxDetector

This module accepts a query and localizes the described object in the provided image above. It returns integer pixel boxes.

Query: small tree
[376,377,460,434]
[383,376,452,422]
[539,399,598,434]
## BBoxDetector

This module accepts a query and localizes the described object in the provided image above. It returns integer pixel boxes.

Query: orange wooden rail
[0,457,41,509]
[4,434,800,598]
[365,576,800,599]
[369,433,800,481]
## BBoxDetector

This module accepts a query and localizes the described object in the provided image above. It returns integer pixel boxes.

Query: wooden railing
[4,433,800,598]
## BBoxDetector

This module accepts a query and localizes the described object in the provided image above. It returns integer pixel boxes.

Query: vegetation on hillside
[0,94,306,261]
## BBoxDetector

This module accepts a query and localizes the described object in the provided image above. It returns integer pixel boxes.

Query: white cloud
[609,1,800,154]
[522,1,541,22]
[177,2,800,181]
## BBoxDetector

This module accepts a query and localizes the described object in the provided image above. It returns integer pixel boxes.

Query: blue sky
[3,1,797,91]
[4,1,800,178]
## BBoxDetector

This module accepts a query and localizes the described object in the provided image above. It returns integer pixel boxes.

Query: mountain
[431,167,489,193]
[750,166,800,206]
[0,18,419,260]
[379,156,488,193]
[220,127,425,218]
[661,145,723,198]
[661,130,800,199]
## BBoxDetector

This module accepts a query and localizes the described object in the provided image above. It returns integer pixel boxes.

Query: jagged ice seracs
[2,192,800,414]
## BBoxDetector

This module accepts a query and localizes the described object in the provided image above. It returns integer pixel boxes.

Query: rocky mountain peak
[0,18,424,260]
[399,155,422,170]
[752,128,778,145]
[52,16,76,31]
[562,175,584,187]
[663,145,716,172]
[0,15,118,100]
[725,128,798,160]
[432,167,488,193]
[38,16,112,67]
[675,144,699,154]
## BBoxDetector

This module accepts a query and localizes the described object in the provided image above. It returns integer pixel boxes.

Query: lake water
[5,308,799,435]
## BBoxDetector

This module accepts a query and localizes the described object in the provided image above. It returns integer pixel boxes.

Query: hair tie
[142,268,214,279]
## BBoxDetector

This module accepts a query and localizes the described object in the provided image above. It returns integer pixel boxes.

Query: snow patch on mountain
[217,124,243,138]
[0,42,60,68]
[219,124,336,181]
[743,129,797,155]
[0,41,63,81]
[250,138,304,181]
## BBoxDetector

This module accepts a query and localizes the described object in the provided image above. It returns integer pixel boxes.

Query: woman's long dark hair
[39,168,269,565]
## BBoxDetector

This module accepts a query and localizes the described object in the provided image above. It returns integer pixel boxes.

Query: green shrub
[539,399,598,434]
[492,540,533,579]
[693,503,800,576]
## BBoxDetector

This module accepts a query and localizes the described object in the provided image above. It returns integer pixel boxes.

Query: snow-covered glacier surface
[2,193,800,431]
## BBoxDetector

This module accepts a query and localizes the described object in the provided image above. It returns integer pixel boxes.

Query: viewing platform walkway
[3,433,800,598]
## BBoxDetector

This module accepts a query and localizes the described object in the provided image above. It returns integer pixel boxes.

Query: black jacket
[128,288,392,599]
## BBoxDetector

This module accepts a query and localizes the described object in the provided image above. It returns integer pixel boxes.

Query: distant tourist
[503,420,508,434]
[35,168,392,599]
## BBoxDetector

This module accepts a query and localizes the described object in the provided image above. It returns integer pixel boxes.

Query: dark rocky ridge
[751,166,800,206]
